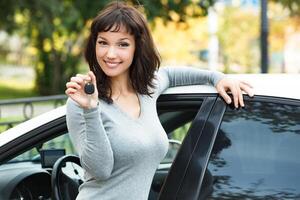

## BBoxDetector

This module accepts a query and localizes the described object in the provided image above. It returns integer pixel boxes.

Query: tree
[218,7,260,73]
[0,0,215,95]
[272,0,300,16]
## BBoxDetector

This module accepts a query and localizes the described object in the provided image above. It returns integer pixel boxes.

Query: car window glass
[201,101,300,199]
[43,133,76,154]
[159,110,197,164]
[8,133,76,163]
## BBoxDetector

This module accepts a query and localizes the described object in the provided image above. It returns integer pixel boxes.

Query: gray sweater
[66,67,224,200]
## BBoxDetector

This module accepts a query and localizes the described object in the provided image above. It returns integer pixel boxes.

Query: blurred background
[0,0,299,131]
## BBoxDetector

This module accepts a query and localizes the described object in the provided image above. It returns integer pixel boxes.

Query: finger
[230,85,239,108]
[237,85,244,107]
[88,71,97,85]
[71,76,85,85]
[66,82,81,90]
[240,82,254,97]
[240,80,253,88]
[65,88,77,95]
[218,87,232,104]
[76,73,91,82]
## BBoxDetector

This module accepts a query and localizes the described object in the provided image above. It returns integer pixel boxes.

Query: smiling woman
[64,1,253,200]
[95,29,136,81]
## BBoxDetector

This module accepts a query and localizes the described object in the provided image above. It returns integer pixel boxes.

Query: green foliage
[0,0,215,95]
[0,79,36,99]
[218,7,260,73]
[171,122,191,142]
[0,84,36,99]
[271,0,300,16]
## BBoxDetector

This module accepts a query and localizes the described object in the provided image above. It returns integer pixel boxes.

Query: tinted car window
[203,100,300,199]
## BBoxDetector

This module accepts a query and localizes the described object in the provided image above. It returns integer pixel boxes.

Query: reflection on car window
[203,101,300,199]
[9,133,76,163]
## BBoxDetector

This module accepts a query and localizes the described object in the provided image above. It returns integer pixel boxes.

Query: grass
[0,79,37,100]
[0,116,25,133]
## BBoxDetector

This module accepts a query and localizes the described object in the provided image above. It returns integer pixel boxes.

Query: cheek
[96,48,103,59]
[125,48,135,62]
[95,47,105,59]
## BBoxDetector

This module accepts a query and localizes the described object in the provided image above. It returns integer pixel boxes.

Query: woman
[65,2,253,199]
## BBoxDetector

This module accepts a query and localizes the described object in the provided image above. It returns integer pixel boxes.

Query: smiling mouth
[104,60,121,68]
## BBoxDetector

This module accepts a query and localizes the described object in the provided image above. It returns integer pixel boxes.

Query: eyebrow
[97,36,130,41]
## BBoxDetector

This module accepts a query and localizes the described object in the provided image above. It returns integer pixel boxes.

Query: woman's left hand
[216,77,254,108]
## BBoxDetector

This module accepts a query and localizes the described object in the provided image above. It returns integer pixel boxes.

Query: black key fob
[84,82,95,94]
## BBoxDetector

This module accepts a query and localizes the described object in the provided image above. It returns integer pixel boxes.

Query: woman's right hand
[65,71,99,109]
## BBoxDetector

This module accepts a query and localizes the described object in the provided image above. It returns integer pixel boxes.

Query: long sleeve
[157,66,225,95]
[66,98,114,180]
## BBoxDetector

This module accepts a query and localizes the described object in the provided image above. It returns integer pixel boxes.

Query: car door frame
[0,117,67,164]
[158,93,226,200]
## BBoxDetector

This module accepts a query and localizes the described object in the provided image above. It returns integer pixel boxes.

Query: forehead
[97,25,134,40]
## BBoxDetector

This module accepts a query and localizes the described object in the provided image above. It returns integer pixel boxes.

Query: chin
[102,68,124,78]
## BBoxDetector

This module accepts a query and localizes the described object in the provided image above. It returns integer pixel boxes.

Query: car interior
[0,105,200,200]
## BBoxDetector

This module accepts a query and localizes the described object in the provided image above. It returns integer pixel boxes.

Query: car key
[84,82,95,95]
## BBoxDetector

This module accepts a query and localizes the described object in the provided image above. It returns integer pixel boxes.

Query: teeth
[105,61,119,68]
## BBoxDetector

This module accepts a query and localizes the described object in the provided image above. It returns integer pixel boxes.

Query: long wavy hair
[84,1,161,103]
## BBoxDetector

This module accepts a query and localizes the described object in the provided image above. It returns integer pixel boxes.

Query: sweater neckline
[111,93,143,122]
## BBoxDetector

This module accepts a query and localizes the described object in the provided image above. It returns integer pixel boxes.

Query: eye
[118,42,129,48]
[98,41,107,46]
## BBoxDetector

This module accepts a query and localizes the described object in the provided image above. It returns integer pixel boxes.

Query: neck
[111,74,133,99]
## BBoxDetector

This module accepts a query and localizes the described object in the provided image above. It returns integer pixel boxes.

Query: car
[0,74,299,200]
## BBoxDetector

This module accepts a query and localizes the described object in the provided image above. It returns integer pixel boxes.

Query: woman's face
[96,26,136,79]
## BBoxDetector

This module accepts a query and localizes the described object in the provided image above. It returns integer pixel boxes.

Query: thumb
[88,71,97,85]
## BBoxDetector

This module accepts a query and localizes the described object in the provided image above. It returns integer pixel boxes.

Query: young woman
[65,2,253,199]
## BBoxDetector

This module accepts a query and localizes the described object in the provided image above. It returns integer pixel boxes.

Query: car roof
[1,74,299,147]
[164,74,300,100]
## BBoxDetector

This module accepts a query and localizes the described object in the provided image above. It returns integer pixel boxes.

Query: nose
[106,46,117,59]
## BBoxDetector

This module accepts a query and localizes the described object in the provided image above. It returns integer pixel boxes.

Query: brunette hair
[85,1,160,103]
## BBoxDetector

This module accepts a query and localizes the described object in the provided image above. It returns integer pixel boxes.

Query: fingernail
[227,99,231,104]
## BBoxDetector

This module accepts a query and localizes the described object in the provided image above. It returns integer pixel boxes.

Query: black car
[0,74,299,200]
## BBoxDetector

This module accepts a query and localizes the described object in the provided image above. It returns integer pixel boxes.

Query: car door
[157,95,226,200]
[199,96,300,199]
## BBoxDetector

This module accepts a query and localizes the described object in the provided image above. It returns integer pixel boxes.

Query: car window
[201,100,300,199]
[8,133,76,163]
[159,110,198,164]
[43,134,76,154]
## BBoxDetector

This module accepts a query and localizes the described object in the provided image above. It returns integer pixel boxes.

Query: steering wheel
[51,155,83,200]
